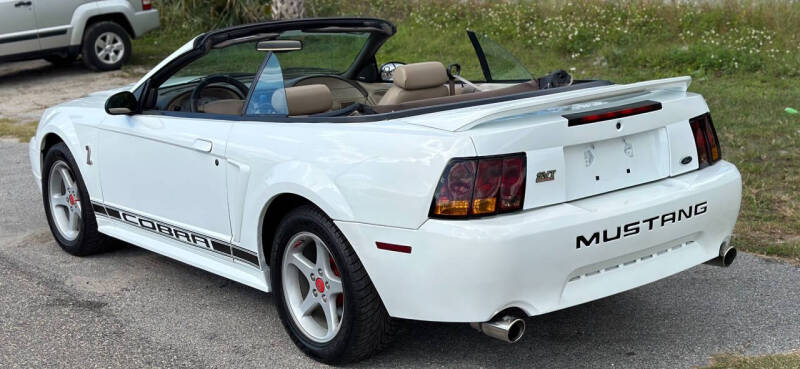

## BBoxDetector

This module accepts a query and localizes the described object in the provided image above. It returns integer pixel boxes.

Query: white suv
[0,0,159,71]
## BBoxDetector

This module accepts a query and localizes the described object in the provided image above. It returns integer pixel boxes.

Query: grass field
[0,119,37,142]
[704,351,800,369]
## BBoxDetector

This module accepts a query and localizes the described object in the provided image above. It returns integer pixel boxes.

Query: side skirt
[93,203,270,293]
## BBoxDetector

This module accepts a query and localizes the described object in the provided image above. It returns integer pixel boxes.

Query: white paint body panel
[30,69,742,323]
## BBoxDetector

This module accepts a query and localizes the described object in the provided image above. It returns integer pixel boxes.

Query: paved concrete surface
[1,137,799,368]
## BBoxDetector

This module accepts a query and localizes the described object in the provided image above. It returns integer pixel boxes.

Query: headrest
[393,62,448,90]
[284,84,333,116]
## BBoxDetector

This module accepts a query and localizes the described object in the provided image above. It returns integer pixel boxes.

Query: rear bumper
[130,10,160,38]
[336,161,742,322]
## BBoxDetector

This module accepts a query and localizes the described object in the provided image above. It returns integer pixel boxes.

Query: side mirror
[105,91,138,115]
[379,61,405,82]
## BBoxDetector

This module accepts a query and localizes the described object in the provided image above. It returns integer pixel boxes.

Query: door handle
[14,1,32,7]
[191,139,213,152]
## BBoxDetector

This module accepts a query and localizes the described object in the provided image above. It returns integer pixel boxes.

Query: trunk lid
[409,76,709,210]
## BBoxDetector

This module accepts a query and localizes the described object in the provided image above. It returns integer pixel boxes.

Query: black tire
[42,142,115,256]
[81,21,131,71]
[271,205,398,364]
[44,54,77,66]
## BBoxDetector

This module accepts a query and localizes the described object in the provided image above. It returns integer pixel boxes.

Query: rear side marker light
[376,242,412,254]
[563,100,662,127]
[430,153,526,219]
[690,112,721,169]
[142,0,152,10]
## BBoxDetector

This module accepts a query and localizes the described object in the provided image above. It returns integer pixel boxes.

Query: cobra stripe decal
[92,202,260,269]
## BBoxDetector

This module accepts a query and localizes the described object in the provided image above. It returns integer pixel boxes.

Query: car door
[31,0,89,50]
[97,38,269,258]
[0,0,40,57]
[97,114,234,244]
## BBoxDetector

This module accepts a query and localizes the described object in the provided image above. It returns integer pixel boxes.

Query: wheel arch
[69,1,137,46]
[36,119,102,201]
[85,13,135,38]
[258,193,320,269]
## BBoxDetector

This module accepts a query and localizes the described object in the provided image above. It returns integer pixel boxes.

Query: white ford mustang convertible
[29,18,742,363]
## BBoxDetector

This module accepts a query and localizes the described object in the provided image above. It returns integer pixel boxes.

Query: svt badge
[536,169,556,183]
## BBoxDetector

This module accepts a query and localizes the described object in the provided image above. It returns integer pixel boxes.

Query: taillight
[689,113,721,169]
[142,0,152,10]
[430,153,526,218]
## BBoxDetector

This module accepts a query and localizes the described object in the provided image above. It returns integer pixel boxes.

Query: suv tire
[81,21,131,71]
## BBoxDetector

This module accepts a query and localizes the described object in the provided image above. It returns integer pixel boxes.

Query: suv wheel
[82,21,131,71]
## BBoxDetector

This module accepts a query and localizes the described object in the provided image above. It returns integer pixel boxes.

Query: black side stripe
[93,202,260,269]
[0,29,66,44]
[232,248,260,267]
[92,203,107,215]
[211,240,232,254]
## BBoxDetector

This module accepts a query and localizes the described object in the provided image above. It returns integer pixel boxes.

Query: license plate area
[564,128,670,200]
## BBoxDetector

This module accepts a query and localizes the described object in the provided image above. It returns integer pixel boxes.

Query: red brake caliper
[330,257,343,307]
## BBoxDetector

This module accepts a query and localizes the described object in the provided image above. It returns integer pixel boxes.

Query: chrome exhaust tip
[704,241,737,267]
[470,315,526,343]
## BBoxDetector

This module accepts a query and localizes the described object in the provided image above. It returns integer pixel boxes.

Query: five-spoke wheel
[48,160,82,241]
[43,142,113,255]
[282,232,344,343]
[272,205,397,364]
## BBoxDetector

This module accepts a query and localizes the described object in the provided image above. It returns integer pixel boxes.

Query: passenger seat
[378,62,449,105]
[283,84,334,116]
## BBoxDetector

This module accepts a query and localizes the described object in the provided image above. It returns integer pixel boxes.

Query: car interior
[138,19,584,119]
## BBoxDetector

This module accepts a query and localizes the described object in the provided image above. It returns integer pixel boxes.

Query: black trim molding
[0,28,66,44]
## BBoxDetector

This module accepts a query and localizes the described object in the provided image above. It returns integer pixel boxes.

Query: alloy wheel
[281,232,345,343]
[94,32,125,65]
[48,161,82,241]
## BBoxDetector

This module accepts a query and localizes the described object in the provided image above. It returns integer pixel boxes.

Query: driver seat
[378,62,449,105]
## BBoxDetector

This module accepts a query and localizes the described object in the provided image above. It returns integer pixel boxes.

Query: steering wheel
[190,75,250,113]
[288,74,369,101]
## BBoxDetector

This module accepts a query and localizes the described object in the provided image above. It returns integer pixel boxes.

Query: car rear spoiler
[403,76,692,132]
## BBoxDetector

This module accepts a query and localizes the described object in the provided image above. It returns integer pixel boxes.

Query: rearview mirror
[256,39,302,52]
[105,91,138,115]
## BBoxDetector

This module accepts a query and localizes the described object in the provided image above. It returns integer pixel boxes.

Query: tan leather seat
[201,99,245,115]
[283,84,333,116]
[378,62,449,105]
[203,84,333,116]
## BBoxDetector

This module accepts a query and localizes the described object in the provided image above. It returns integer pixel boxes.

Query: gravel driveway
[0,61,799,368]
[0,60,144,123]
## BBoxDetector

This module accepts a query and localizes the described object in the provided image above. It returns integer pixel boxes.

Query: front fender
[35,109,103,201]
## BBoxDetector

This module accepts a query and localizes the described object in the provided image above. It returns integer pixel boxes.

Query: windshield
[468,31,533,82]
[276,30,370,79]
